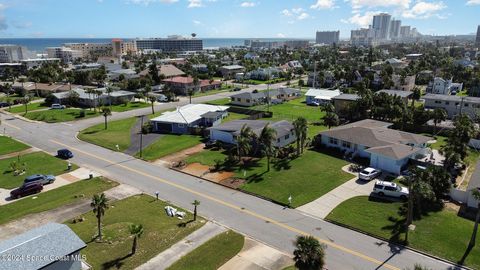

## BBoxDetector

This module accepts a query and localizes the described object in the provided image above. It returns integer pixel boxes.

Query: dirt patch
[444,201,461,212]
[160,144,206,164]
[219,178,246,189]
[181,163,210,177]
[203,171,235,183]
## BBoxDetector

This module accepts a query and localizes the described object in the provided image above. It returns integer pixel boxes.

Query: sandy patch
[181,163,210,177]
[160,144,206,163]
[203,171,235,183]
[219,178,246,189]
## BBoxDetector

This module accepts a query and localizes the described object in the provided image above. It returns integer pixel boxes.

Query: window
[434,100,441,104]
[178,123,185,128]
[464,103,469,107]
[285,135,290,140]
[385,186,396,191]
[342,141,351,148]
[246,99,250,103]
[329,137,338,145]
[445,102,449,105]
[277,138,280,143]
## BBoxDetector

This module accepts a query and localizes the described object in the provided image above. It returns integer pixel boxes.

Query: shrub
[79,110,86,118]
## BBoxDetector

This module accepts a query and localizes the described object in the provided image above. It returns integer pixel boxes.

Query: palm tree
[293,235,326,270]
[431,108,447,135]
[101,107,112,130]
[236,124,253,161]
[149,96,156,115]
[85,88,95,111]
[129,224,144,255]
[293,117,308,156]
[22,95,30,115]
[187,89,194,104]
[467,188,480,250]
[259,124,277,172]
[192,200,200,221]
[106,86,113,106]
[322,112,339,129]
[91,193,109,240]
[411,87,422,109]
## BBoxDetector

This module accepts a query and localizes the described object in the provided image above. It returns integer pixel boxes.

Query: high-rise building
[372,13,391,40]
[389,19,401,40]
[46,47,82,63]
[476,25,480,46]
[0,45,31,63]
[135,36,203,52]
[350,28,377,47]
[315,31,340,45]
[400,26,411,38]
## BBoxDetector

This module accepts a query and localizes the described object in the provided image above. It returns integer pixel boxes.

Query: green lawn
[0,136,30,156]
[109,101,150,112]
[68,194,205,270]
[255,97,324,123]
[7,102,48,113]
[326,196,480,269]
[78,117,138,152]
[138,135,204,161]
[0,151,78,189]
[224,112,248,122]
[0,177,117,225]
[24,109,99,123]
[207,98,231,106]
[167,230,244,270]
[426,134,447,150]
[186,149,352,207]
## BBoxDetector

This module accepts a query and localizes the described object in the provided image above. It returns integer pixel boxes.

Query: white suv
[359,167,381,181]
[51,104,66,109]
[373,180,409,200]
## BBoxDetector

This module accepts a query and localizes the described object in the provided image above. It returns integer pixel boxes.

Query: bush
[79,110,86,118]
[141,122,152,134]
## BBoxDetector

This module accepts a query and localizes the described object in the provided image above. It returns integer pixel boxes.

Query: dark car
[205,140,218,149]
[57,149,73,159]
[233,87,241,91]
[24,174,55,185]
[0,102,9,108]
[10,182,43,199]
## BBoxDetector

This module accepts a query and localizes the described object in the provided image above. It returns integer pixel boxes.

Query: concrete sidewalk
[136,221,226,270]
[297,165,374,219]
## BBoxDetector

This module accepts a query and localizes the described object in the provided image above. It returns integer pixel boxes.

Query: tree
[91,193,109,240]
[322,112,339,129]
[149,96,156,115]
[22,95,30,115]
[411,87,422,109]
[293,235,326,270]
[441,114,476,171]
[192,200,200,221]
[129,224,144,255]
[101,107,112,130]
[106,87,113,106]
[467,188,480,250]
[293,117,308,156]
[259,124,277,172]
[431,108,447,135]
[187,89,194,104]
[236,124,253,161]
[148,63,160,85]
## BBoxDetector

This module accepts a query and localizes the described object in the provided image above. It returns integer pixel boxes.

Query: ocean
[0,38,314,53]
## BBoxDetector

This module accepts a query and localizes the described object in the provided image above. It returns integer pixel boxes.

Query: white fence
[450,188,479,208]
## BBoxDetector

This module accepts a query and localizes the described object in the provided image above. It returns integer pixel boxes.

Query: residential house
[108,69,139,80]
[305,88,341,105]
[426,77,463,95]
[220,65,245,79]
[320,119,432,174]
[162,76,222,95]
[52,87,135,107]
[245,67,282,81]
[280,60,302,71]
[209,119,296,148]
[307,71,336,88]
[0,223,86,270]
[332,93,360,116]
[391,74,416,91]
[192,64,209,73]
[230,88,301,107]
[150,104,229,134]
[244,52,260,60]
[423,94,480,119]
[377,89,412,104]
[139,64,186,78]
[385,58,408,70]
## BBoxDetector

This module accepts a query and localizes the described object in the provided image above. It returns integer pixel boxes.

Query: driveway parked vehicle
[51,104,66,109]
[359,167,382,181]
[0,102,9,108]
[205,140,218,149]
[10,182,43,199]
[24,174,55,185]
[57,149,74,159]
[373,180,409,200]
[156,94,168,102]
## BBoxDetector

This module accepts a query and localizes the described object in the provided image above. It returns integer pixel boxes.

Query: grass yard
[7,102,48,113]
[68,194,205,270]
[137,135,204,161]
[109,102,150,112]
[0,151,78,189]
[167,230,244,270]
[78,117,137,152]
[186,149,352,207]
[223,112,248,122]
[206,98,232,106]
[426,134,447,150]
[326,196,480,269]
[0,136,30,156]
[24,108,99,123]
[255,97,326,123]
[0,177,117,225]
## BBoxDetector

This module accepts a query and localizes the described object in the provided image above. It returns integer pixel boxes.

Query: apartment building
[135,36,203,52]
[424,94,480,119]
[0,45,32,63]
[46,47,82,63]
[315,31,340,45]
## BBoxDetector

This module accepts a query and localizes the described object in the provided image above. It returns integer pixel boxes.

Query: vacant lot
[167,230,244,270]
[68,194,205,270]
[0,152,78,189]
[326,196,480,269]
[79,117,138,152]
[24,109,99,123]
[138,135,204,161]
[186,149,352,207]
[0,136,30,156]
[0,177,117,225]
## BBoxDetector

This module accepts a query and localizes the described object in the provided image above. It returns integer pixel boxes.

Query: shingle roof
[332,93,359,101]
[0,223,86,270]
[210,119,294,139]
[377,89,412,98]
[365,144,421,159]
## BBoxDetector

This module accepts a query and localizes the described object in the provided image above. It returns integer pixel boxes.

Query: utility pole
[139,115,145,158]
[313,61,317,89]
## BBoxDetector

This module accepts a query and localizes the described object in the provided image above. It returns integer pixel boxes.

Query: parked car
[373,180,409,200]
[359,167,381,181]
[10,182,43,199]
[233,87,241,91]
[0,102,9,108]
[57,149,74,159]
[24,174,55,185]
[205,140,218,149]
[51,104,66,109]
[156,94,168,102]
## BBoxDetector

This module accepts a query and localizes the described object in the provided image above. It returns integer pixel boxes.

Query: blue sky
[1,0,479,39]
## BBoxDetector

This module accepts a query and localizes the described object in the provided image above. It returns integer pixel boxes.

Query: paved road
[0,85,466,270]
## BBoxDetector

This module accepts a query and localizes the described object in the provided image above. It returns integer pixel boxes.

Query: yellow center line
[50,139,400,270]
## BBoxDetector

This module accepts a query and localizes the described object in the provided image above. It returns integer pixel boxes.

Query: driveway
[297,164,375,219]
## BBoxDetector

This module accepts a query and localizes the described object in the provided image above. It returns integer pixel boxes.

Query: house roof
[221,65,245,70]
[231,88,300,100]
[332,93,359,101]
[209,119,294,139]
[423,93,480,104]
[320,119,432,160]
[365,144,421,160]
[377,89,412,98]
[53,88,135,100]
[0,223,86,270]
[305,89,341,100]
[162,76,222,87]
[151,104,229,124]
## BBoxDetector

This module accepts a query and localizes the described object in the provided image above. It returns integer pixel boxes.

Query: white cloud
[281,7,311,21]
[297,12,310,20]
[347,0,410,9]
[188,0,203,8]
[466,0,480,5]
[281,9,292,16]
[402,1,446,19]
[127,0,178,5]
[341,11,380,27]
[240,1,256,7]
[310,0,335,10]
[193,20,202,25]
[277,33,286,38]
